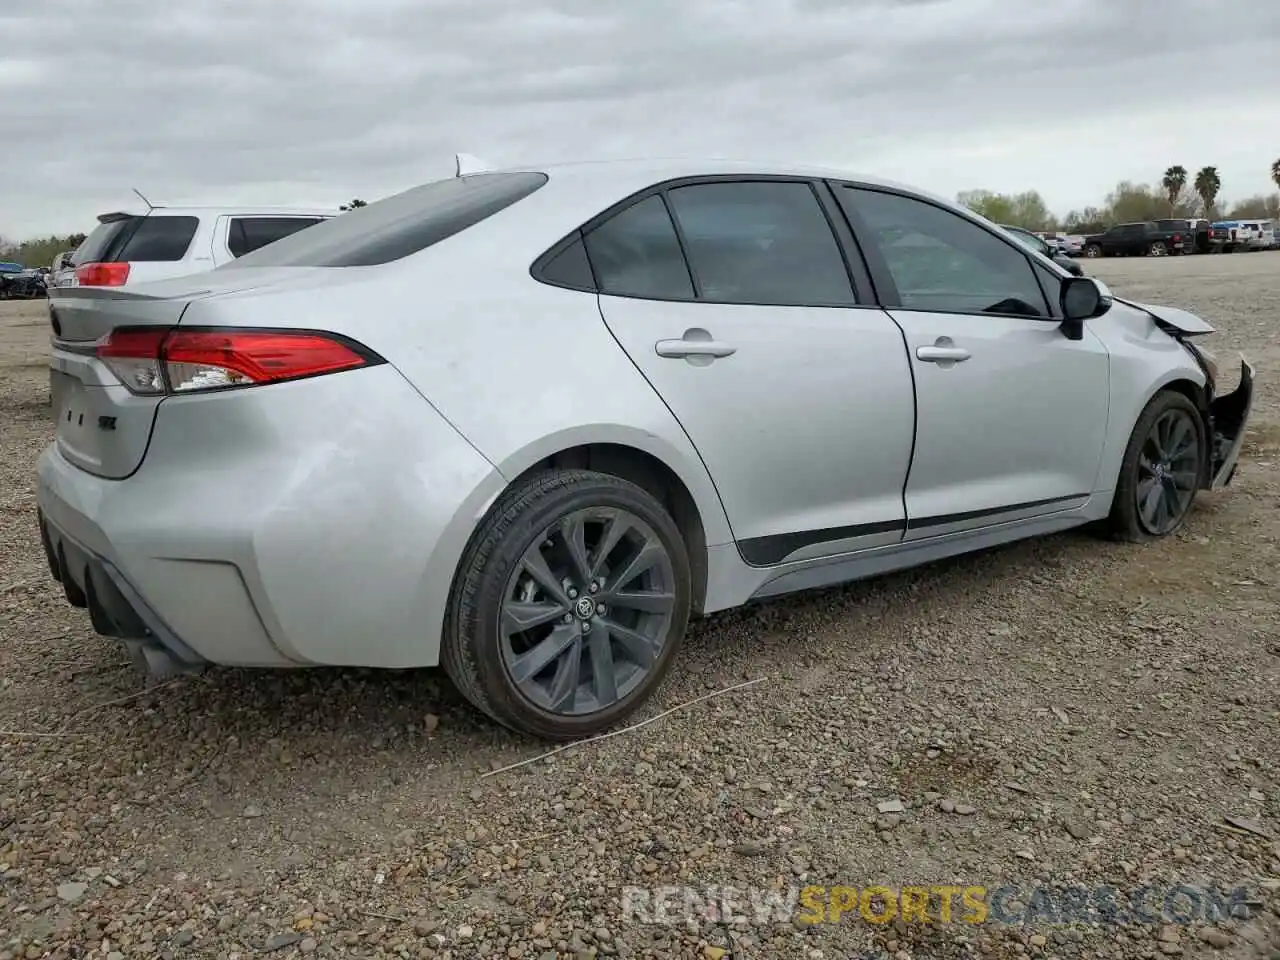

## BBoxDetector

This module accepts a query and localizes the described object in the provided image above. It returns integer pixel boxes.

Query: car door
[584,179,916,565]
[834,184,1110,539]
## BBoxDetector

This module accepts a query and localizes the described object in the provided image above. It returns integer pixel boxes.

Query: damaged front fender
[1209,359,1254,490]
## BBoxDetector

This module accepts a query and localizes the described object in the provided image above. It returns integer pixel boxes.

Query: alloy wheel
[1150,242,1167,256]
[498,507,677,716]
[1136,409,1200,535]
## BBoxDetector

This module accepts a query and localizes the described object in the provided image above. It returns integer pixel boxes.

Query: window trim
[831,181,1057,321]
[529,173,875,309]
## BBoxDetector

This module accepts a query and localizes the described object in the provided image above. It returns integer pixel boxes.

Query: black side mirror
[1059,276,1109,340]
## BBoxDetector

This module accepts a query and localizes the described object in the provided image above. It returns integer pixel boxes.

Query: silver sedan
[38,158,1255,740]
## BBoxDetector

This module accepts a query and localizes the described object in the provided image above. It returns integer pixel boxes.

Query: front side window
[840,188,1049,318]
[582,194,694,300]
[664,181,856,306]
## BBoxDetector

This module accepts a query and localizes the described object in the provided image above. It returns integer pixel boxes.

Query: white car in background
[1246,221,1276,250]
[56,206,337,289]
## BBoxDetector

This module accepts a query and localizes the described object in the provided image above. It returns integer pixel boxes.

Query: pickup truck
[1081,221,1185,258]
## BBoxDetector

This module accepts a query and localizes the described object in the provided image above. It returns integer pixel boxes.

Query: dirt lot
[1,255,1278,960]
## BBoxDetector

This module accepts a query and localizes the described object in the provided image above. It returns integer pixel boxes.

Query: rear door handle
[916,346,970,363]
[656,340,736,358]
[655,328,737,360]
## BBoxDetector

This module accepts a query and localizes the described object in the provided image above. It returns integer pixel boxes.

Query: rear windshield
[73,219,134,265]
[1156,219,1190,230]
[74,215,199,264]
[223,172,549,268]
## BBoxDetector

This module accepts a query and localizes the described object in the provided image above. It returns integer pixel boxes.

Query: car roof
[95,205,338,221]
[491,156,959,207]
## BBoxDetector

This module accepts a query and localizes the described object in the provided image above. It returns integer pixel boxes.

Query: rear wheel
[442,469,691,741]
[1107,391,1204,542]
[1149,241,1167,256]
[1084,244,1102,258]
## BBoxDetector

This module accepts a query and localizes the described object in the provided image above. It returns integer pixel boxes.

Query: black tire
[1084,244,1102,259]
[441,469,692,741]
[1107,391,1204,543]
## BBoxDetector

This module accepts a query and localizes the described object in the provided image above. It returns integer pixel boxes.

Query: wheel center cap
[573,596,597,620]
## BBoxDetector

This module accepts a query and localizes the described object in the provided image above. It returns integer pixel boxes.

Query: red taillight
[1172,233,1182,241]
[95,326,381,396]
[75,262,131,286]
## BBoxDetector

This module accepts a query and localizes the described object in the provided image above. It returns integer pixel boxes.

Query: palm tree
[1271,158,1280,192]
[1161,165,1187,213]
[1193,166,1221,218]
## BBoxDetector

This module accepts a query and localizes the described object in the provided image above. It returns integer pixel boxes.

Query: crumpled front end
[1207,358,1255,489]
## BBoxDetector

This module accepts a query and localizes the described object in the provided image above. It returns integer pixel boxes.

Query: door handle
[916,346,970,363]
[655,328,737,360]
[656,340,736,358]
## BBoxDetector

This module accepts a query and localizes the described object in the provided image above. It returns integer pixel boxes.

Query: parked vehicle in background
[1155,218,1209,254]
[56,206,336,289]
[1001,225,1085,276]
[50,251,76,287]
[1239,221,1275,250]
[36,157,1255,740]
[1064,235,1088,256]
[1082,221,1183,257]
[0,267,48,299]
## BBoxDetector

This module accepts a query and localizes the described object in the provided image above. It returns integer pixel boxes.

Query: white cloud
[2,0,1277,237]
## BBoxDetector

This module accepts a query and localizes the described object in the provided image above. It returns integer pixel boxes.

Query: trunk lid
[47,267,325,479]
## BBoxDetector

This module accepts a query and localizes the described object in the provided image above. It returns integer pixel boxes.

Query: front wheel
[1107,391,1204,542]
[442,469,692,741]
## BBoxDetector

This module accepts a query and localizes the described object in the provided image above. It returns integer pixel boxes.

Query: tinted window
[1156,219,1190,231]
[665,181,855,305]
[842,188,1049,318]
[72,219,137,264]
[228,217,326,258]
[583,195,694,299]
[537,235,595,290]
[117,216,199,261]
[224,172,548,268]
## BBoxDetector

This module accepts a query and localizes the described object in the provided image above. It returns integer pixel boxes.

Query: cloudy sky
[2,0,1278,239]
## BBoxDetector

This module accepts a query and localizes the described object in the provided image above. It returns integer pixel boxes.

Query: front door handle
[655,328,737,362]
[916,346,970,363]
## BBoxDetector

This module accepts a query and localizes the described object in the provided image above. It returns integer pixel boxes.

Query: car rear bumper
[34,365,506,671]
[37,506,209,674]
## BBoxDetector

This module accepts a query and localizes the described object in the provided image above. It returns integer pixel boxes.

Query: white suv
[57,206,337,289]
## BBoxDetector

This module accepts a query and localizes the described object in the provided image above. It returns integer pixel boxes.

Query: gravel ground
[2,254,1278,960]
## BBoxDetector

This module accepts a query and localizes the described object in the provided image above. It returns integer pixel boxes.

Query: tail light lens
[76,262,131,287]
[96,327,383,396]
[1172,233,1182,242]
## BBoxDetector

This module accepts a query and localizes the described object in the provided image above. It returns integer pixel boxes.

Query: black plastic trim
[906,492,1088,531]
[739,519,906,566]
[739,492,1091,566]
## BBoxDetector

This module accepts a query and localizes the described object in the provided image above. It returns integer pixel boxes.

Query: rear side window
[583,195,694,299]
[224,172,548,268]
[665,181,856,306]
[116,216,199,261]
[537,235,595,290]
[228,217,326,258]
